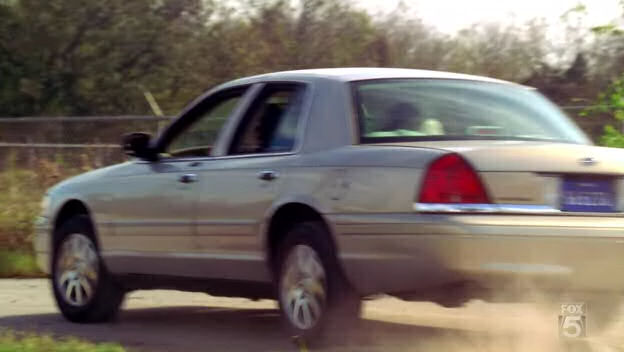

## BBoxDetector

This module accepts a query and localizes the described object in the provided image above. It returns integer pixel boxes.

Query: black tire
[52,215,125,323]
[276,221,361,344]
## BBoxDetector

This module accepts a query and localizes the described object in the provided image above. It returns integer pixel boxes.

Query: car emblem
[578,157,597,166]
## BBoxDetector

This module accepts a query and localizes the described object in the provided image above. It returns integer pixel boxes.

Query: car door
[105,86,252,275]
[194,82,309,281]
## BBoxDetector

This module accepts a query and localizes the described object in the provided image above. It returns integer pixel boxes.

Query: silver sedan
[35,68,624,342]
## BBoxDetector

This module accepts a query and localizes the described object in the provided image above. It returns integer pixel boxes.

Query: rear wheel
[52,215,124,323]
[276,221,361,344]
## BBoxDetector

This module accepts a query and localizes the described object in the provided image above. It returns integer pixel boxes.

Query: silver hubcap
[280,245,326,330]
[55,233,99,307]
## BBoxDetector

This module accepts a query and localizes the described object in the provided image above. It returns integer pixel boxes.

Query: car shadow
[0,306,595,352]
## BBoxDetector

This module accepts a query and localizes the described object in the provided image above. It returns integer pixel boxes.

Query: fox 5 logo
[559,303,586,338]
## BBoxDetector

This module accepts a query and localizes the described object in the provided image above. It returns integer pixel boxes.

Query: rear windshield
[352,79,590,144]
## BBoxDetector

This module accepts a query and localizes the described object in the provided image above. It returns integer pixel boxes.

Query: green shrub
[0,250,41,278]
[583,75,624,147]
[599,125,624,148]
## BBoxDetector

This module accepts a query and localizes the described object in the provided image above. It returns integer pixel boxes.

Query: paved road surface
[1,280,623,351]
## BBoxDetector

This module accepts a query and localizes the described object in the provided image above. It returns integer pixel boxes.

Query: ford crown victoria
[35,68,624,340]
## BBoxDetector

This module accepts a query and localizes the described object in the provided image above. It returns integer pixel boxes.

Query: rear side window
[353,79,589,144]
[228,83,306,155]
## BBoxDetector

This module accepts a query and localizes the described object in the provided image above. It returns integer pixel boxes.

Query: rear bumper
[33,217,52,275]
[330,213,624,296]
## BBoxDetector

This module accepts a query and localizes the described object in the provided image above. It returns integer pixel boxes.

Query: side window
[164,91,244,158]
[229,84,306,155]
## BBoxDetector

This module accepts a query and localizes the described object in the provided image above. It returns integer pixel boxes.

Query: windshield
[353,79,590,144]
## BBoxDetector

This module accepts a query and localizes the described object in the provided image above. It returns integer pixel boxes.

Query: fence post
[27,137,36,170]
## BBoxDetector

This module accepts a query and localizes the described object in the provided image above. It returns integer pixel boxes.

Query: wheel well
[266,203,333,275]
[53,200,92,245]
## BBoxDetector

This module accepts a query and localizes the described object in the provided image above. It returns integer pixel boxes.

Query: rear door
[194,82,309,281]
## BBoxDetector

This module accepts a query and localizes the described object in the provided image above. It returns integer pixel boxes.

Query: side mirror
[122,132,157,161]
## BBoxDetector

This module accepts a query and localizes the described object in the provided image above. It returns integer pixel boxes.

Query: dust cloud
[2,280,623,352]
[330,293,624,352]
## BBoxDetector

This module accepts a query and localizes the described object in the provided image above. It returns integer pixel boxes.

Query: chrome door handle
[178,173,198,184]
[258,170,279,181]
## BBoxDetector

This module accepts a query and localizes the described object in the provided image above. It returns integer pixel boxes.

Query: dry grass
[0,153,94,277]
[0,330,126,352]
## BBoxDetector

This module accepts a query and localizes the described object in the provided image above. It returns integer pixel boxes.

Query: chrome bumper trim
[414,203,562,214]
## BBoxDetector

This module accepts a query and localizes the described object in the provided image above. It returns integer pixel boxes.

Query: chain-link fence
[0,107,612,251]
[0,116,172,171]
[0,106,610,171]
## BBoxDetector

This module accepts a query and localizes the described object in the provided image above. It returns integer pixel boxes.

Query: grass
[0,154,90,278]
[0,168,42,251]
[0,167,45,278]
[0,165,49,278]
[0,331,126,352]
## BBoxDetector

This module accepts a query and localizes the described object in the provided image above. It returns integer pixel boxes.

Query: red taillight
[419,154,489,203]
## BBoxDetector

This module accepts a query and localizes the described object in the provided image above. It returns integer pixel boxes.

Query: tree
[0,0,210,116]
[0,0,616,122]
[444,20,548,82]
[565,53,588,83]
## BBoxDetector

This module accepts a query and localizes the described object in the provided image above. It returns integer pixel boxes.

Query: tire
[276,221,361,344]
[51,215,125,323]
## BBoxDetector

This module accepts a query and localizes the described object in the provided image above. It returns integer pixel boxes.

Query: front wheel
[276,221,361,343]
[52,215,124,323]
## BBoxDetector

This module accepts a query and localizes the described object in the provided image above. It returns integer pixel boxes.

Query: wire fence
[0,116,173,170]
[0,106,610,171]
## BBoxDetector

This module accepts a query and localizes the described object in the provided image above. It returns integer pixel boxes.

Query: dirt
[1,279,623,352]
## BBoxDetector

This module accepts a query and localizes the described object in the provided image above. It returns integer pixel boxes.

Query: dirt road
[1,279,623,351]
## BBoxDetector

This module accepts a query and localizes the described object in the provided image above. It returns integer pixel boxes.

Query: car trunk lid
[382,140,624,209]
[382,140,624,174]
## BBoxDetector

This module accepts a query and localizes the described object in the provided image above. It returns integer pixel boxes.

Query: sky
[355,0,623,33]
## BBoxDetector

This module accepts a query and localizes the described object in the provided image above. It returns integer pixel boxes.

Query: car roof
[220,67,518,87]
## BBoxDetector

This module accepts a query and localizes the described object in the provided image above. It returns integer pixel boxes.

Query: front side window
[229,84,306,155]
[353,79,590,144]
[164,91,244,158]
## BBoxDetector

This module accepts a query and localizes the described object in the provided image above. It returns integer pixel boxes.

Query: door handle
[258,170,279,181]
[178,173,198,184]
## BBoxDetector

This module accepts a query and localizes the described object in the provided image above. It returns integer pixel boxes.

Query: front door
[105,86,251,275]
[105,160,199,258]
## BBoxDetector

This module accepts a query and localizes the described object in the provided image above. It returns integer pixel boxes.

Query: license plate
[560,177,617,212]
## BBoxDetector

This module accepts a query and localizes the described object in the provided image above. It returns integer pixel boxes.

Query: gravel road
[1,279,623,351]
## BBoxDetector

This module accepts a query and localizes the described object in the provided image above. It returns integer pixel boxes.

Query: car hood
[381,140,624,174]
[49,162,133,193]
